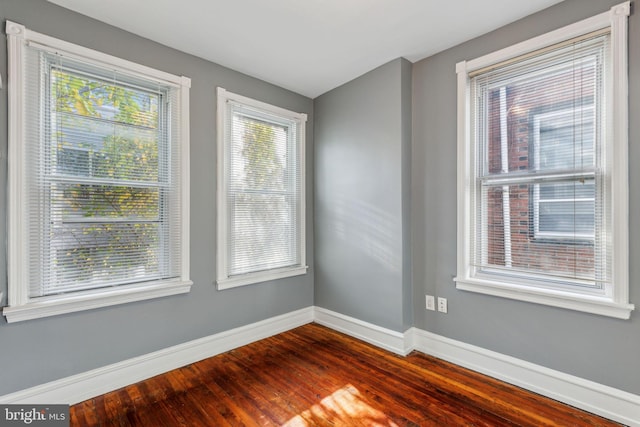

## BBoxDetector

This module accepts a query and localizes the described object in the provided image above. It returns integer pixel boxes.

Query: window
[454,2,634,319]
[216,88,307,289]
[4,22,192,323]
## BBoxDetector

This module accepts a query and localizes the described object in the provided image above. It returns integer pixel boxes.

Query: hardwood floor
[70,323,621,426]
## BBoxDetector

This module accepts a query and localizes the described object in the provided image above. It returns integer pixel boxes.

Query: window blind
[223,101,302,276]
[22,44,184,297]
[470,31,609,290]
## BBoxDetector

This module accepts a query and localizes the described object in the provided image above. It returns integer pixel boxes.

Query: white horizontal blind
[471,31,609,291]
[23,44,183,297]
[223,101,302,276]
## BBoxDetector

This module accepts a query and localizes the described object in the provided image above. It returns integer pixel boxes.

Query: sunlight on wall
[330,192,402,274]
[282,384,399,426]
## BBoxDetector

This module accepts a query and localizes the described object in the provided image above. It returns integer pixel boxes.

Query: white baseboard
[0,307,313,405]
[1,305,638,426]
[313,307,412,355]
[409,328,640,427]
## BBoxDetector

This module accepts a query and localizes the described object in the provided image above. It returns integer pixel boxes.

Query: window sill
[217,265,308,290]
[2,279,193,323]
[454,276,634,319]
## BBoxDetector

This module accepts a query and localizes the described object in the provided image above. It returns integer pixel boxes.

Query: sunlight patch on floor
[282,384,399,426]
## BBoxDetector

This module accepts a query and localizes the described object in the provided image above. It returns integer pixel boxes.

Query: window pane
[45,222,162,295]
[230,193,296,274]
[480,183,596,284]
[230,115,289,192]
[55,118,160,182]
[482,51,599,178]
[54,89,161,182]
[42,65,168,296]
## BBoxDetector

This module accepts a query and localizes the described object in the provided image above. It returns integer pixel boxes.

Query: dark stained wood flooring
[70,323,621,426]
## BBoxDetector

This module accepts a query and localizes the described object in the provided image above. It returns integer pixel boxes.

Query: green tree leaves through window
[49,67,165,291]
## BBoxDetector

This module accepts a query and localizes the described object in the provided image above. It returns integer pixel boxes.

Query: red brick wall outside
[482,68,595,280]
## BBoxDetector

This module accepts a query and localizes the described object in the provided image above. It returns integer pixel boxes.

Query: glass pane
[229,115,290,192]
[52,67,161,182]
[480,184,595,281]
[473,33,608,289]
[55,113,159,182]
[230,193,296,274]
[40,65,169,296]
[44,222,162,295]
[482,59,598,177]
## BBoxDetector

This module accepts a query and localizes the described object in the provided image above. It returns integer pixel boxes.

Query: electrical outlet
[437,297,448,313]
[425,295,435,311]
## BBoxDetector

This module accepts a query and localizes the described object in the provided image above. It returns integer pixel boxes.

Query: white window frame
[454,2,634,319]
[216,88,307,289]
[3,21,192,323]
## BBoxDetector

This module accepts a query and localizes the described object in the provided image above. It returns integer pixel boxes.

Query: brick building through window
[483,59,598,283]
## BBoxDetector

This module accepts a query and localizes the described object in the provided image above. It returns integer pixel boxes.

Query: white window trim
[216,87,307,290]
[3,21,192,323]
[454,2,634,319]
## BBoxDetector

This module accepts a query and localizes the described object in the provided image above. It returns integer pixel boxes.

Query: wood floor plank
[189,361,264,426]
[167,365,236,427]
[70,323,622,426]
[223,350,318,423]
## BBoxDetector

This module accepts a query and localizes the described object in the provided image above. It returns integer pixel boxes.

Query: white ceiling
[48,0,564,98]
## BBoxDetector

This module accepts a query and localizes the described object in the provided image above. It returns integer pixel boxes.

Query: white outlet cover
[437,297,448,313]
[426,295,435,311]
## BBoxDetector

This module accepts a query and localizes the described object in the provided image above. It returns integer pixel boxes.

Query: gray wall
[412,0,640,395]
[314,58,412,332]
[0,0,314,395]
